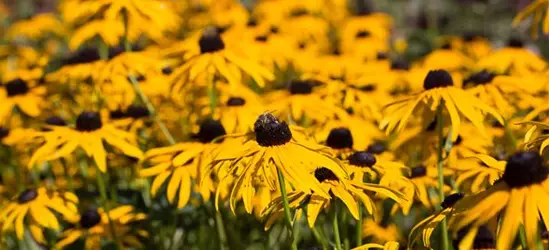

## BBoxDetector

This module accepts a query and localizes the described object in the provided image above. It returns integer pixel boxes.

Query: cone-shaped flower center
[45,116,67,126]
[423,69,454,90]
[326,128,353,149]
[503,151,549,188]
[454,135,463,145]
[254,113,292,147]
[227,97,246,106]
[314,167,339,182]
[255,35,269,43]
[376,52,388,60]
[463,70,496,87]
[110,109,126,120]
[162,67,173,75]
[348,151,376,167]
[270,26,279,34]
[199,28,225,54]
[126,105,150,119]
[441,193,464,209]
[289,80,316,95]
[76,112,103,132]
[5,79,29,97]
[410,165,427,178]
[462,31,483,42]
[18,189,38,204]
[196,119,226,143]
[508,38,524,48]
[355,30,371,38]
[80,208,101,229]
[390,59,410,70]
[367,141,386,155]
[246,18,258,27]
[0,127,9,140]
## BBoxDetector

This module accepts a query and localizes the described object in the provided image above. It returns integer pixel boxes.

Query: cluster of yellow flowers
[2,0,549,249]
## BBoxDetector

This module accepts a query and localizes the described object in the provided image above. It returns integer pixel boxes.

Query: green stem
[333,204,343,250]
[127,74,176,145]
[276,168,296,250]
[504,120,517,149]
[98,39,109,60]
[96,169,121,248]
[311,226,329,250]
[214,210,228,250]
[356,204,363,247]
[341,208,350,250]
[61,159,73,191]
[436,105,449,250]
[518,226,528,249]
[208,75,217,116]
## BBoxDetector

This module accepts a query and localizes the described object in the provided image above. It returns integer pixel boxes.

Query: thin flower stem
[333,203,343,250]
[61,159,74,191]
[214,209,228,250]
[127,74,177,145]
[96,168,121,248]
[504,120,517,149]
[276,168,297,250]
[436,104,449,250]
[518,225,528,249]
[208,74,217,115]
[311,225,329,250]
[356,204,363,247]
[341,207,350,250]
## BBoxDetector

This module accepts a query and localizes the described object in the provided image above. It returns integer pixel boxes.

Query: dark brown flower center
[126,105,149,119]
[0,127,9,140]
[162,67,173,75]
[270,26,279,34]
[348,151,377,167]
[195,119,226,143]
[226,97,246,106]
[5,79,29,97]
[503,151,549,188]
[255,35,269,43]
[463,70,496,88]
[410,165,427,178]
[80,208,101,229]
[441,193,464,209]
[423,69,454,90]
[314,167,338,182]
[367,141,387,155]
[199,28,225,54]
[45,116,67,126]
[246,18,258,27]
[326,128,353,149]
[355,30,371,39]
[376,52,388,60]
[254,113,292,147]
[18,189,38,204]
[508,37,524,48]
[110,109,127,120]
[76,111,103,132]
[289,80,320,95]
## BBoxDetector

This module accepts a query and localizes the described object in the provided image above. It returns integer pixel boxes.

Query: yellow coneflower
[451,151,549,250]
[513,0,549,38]
[475,38,546,75]
[0,188,79,241]
[362,218,402,244]
[451,155,504,194]
[57,205,147,249]
[261,167,405,228]
[168,27,274,90]
[522,121,549,153]
[381,69,503,142]
[352,241,400,250]
[208,113,348,213]
[314,116,382,152]
[29,111,143,172]
[0,78,45,123]
[140,119,228,208]
[7,13,64,41]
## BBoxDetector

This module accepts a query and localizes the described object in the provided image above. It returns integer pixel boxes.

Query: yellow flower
[362,218,402,244]
[261,167,405,228]
[314,116,382,151]
[451,155,504,194]
[57,205,147,249]
[140,119,227,207]
[168,27,274,90]
[208,113,348,213]
[0,78,45,122]
[29,111,143,172]
[0,188,79,241]
[381,69,503,142]
[474,38,546,75]
[352,241,400,250]
[522,121,549,153]
[451,151,549,250]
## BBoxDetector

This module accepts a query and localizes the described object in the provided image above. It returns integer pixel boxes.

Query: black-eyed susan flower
[0,188,78,241]
[451,155,504,194]
[407,164,451,211]
[209,113,348,213]
[409,193,464,249]
[57,205,147,249]
[261,167,405,228]
[381,69,503,142]
[168,27,274,90]
[352,241,400,250]
[29,111,143,172]
[362,218,403,244]
[522,121,549,153]
[451,151,549,250]
[475,38,546,75]
[0,78,45,122]
[140,119,227,208]
[314,116,382,151]
[7,13,64,41]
